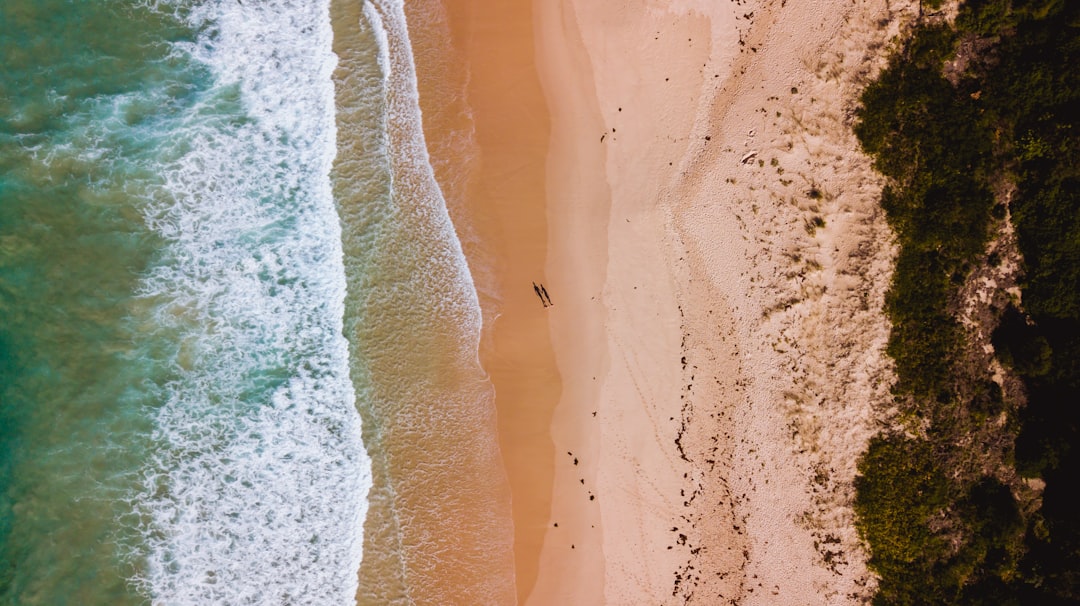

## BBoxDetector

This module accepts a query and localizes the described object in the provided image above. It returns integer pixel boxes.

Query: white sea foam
[364,2,392,87]
[129,1,370,603]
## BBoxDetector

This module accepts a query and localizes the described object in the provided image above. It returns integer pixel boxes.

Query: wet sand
[406,0,560,603]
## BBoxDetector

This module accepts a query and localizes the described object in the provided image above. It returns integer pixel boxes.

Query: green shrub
[853,0,1080,600]
[855,435,949,602]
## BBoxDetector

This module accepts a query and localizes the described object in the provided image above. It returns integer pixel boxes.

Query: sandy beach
[412,0,919,602]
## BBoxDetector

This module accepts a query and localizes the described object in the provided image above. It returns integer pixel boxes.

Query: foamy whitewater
[129,1,370,602]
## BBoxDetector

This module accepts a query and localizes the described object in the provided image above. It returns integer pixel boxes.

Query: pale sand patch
[532,1,745,604]
[531,0,920,603]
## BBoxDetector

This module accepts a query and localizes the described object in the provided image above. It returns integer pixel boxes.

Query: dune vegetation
[852,0,1080,602]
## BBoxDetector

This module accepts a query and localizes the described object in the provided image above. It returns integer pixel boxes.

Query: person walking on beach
[533,282,548,307]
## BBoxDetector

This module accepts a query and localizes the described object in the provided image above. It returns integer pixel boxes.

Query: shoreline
[407,0,562,602]
[335,2,517,603]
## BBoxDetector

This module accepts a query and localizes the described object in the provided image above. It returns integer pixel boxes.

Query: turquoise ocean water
[1,1,377,603]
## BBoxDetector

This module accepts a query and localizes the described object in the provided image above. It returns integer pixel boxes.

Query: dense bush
[854,435,948,604]
[853,0,1080,601]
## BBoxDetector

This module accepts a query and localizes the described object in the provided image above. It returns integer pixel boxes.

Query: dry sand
[412,0,921,603]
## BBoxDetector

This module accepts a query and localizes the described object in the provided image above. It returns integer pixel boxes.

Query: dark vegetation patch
[852,0,1080,602]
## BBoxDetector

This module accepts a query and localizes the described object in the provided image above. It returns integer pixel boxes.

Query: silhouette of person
[533,282,548,307]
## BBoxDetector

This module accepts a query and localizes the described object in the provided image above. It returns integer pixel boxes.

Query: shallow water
[331,1,515,604]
